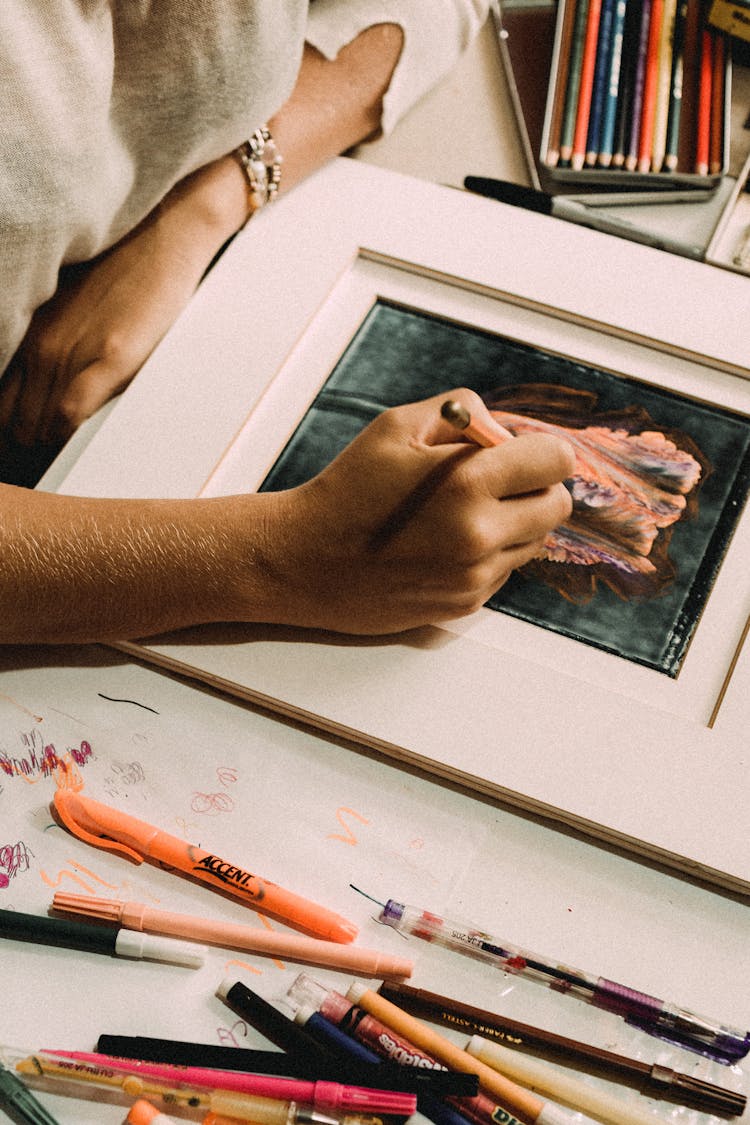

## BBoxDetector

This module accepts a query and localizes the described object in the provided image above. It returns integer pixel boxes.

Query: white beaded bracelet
[234,125,282,217]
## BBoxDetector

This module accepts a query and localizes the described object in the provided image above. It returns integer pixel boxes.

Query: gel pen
[373,896,749,1064]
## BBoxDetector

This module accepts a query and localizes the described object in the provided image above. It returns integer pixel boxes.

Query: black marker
[0,908,205,967]
[463,177,706,260]
[95,1035,479,1095]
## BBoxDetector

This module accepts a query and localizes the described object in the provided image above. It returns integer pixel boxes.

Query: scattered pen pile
[545,0,729,175]
[2,787,747,1125]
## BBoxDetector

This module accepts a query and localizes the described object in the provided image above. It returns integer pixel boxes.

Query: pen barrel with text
[379,901,749,1063]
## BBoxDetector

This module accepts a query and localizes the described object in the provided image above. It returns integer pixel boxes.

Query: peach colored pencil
[441,399,512,447]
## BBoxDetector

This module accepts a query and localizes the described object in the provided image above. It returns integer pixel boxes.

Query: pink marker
[44,1051,416,1115]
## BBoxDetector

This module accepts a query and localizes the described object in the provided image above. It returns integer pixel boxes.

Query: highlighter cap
[127,1099,177,1125]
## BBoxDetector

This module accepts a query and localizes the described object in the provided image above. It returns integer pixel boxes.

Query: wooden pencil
[625,0,654,169]
[677,0,702,173]
[611,0,642,165]
[559,0,592,164]
[637,0,665,171]
[571,0,604,169]
[651,0,677,170]
[709,30,726,173]
[597,0,629,165]
[695,21,713,174]
[546,0,579,166]
[585,0,618,164]
[663,0,688,169]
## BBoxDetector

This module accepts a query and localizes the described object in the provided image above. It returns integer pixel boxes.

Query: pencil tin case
[540,0,732,189]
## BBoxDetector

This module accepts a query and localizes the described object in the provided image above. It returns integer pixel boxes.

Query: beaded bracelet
[234,125,282,217]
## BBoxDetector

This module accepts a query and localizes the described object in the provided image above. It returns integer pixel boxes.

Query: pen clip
[53,790,145,863]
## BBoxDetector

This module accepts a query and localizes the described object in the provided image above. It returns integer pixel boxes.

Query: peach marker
[52,891,412,979]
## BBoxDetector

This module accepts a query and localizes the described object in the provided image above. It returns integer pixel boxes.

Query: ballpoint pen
[374,897,750,1064]
[0,1059,63,1125]
[52,789,357,943]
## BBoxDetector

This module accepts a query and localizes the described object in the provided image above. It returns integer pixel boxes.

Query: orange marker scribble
[52,753,86,792]
[40,860,119,895]
[327,807,370,846]
[223,957,264,976]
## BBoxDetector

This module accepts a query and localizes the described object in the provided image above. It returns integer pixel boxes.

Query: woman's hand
[249,389,575,635]
[0,157,248,448]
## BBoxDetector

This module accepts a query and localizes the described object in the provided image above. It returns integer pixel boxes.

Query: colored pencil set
[543,0,730,179]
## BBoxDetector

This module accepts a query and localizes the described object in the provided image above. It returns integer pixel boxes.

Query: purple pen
[376,899,749,1065]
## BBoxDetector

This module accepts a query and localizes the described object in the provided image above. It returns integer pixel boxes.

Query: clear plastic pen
[376,898,749,1064]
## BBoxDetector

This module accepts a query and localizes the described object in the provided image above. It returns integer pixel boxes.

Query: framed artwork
[54,159,750,893]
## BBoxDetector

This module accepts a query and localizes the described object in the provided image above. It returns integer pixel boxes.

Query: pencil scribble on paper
[103,759,146,801]
[0,840,34,888]
[485,384,706,603]
[0,730,93,782]
[191,764,240,815]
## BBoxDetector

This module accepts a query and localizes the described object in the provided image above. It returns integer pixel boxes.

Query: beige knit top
[0,1,489,377]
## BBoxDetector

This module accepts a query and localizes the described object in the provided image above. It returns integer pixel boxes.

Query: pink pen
[44,1051,416,1115]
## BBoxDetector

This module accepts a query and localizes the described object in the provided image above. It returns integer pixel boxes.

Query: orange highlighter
[53,790,357,943]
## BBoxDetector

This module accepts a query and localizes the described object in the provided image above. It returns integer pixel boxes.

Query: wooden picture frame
[54,158,750,894]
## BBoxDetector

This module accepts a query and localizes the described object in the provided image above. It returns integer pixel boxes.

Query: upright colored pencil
[709,30,726,173]
[625,0,654,169]
[611,0,642,165]
[559,0,592,163]
[546,0,579,166]
[651,0,677,170]
[663,0,688,169]
[571,0,603,169]
[637,0,665,171]
[695,22,713,174]
[597,0,628,165]
[585,0,618,164]
[677,0,702,172]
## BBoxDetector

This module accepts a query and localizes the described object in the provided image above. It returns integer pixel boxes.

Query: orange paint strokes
[40,859,119,895]
[223,957,264,977]
[327,807,370,846]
